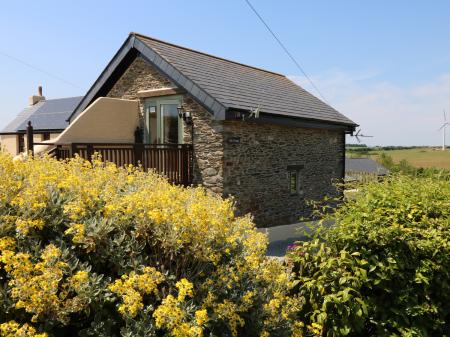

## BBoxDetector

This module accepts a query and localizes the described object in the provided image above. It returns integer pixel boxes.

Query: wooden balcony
[41,143,193,186]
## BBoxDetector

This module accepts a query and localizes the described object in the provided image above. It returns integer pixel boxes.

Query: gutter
[0,129,65,135]
[225,108,358,133]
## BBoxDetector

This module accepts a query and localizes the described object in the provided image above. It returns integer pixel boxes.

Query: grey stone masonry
[107,57,174,99]
[107,57,174,123]
[222,121,344,226]
[105,55,345,227]
[183,96,223,193]
[106,57,223,194]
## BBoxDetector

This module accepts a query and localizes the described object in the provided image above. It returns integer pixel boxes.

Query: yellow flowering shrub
[0,320,47,337]
[4,244,92,324]
[0,152,303,336]
[109,267,164,318]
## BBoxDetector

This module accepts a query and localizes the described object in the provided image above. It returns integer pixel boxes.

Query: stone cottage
[1,32,357,226]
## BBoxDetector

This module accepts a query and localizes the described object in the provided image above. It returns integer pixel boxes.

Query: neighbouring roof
[69,33,357,130]
[1,96,83,134]
[345,158,389,175]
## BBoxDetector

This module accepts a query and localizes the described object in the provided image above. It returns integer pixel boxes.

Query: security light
[177,106,192,124]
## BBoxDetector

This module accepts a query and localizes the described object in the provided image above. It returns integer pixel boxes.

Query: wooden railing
[26,122,193,186]
[37,142,193,186]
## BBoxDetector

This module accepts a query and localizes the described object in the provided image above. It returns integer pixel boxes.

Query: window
[287,165,303,195]
[144,96,183,144]
[147,105,158,143]
[161,103,180,144]
[42,132,50,141]
[288,170,299,195]
[18,134,25,153]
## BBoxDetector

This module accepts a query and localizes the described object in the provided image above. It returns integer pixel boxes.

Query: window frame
[288,170,299,195]
[287,165,304,196]
[144,95,183,144]
[42,132,51,141]
[18,134,25,154]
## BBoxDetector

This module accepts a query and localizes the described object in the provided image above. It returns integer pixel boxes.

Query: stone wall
[107,57,174,100]
[104,55,345,227]
[183,97,223,193]
[222,121,345,226]
[106,57,174,124]
[105,56,224,193]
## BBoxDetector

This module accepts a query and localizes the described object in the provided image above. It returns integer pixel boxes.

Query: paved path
[258,222,312,257]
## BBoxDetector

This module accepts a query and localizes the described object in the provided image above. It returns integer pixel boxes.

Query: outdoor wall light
[177,106,193,124]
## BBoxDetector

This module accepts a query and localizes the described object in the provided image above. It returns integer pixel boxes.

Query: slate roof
[136,34,356,126]
[69,33,357,129]
[1,96,83,133]
[345,158,389,175]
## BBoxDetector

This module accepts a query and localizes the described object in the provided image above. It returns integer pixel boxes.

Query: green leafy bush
[0,153,303,337]
[289,174,450,336]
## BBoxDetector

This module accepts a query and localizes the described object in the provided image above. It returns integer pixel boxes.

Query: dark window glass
[145,98,182,144]
[161,103,179,144]
[147,105,157,144]
[18,134,25,153]
[42,132,50,141]
[288,170,299,195]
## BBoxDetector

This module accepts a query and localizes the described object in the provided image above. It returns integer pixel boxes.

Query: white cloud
[289,70,450,146]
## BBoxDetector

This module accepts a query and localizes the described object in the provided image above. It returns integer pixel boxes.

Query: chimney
[29,85,45,105]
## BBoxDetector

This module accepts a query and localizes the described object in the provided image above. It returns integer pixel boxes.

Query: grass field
[370,148,450,170]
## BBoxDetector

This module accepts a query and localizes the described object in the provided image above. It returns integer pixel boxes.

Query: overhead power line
[0,50,82,89]
[243,0,329,104]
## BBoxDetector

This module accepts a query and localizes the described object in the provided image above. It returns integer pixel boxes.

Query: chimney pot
[29,85,45,106]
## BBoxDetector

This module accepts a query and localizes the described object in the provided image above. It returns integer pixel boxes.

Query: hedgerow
[289,174,450,336]
[378,152,450,179]
[0,153,304,337]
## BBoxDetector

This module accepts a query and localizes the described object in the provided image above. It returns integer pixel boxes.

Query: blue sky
[1,0,450,145]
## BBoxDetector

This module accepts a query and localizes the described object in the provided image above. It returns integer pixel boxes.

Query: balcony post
[71,143,77,157]
[134,126,143,143]
[56,145,62,160]
[26,121,34,156]
[189,145,193,185]
[184,146,188,186]
[86,144,94,161]
[133,143,144,167]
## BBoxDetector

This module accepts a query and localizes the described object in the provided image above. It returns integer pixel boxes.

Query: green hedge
[289,174,450,336]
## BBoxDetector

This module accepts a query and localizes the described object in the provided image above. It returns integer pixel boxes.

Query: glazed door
[159,102,181,144]
[144,97,182,144]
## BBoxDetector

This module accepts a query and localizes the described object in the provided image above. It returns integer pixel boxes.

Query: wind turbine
[438,110,449,151]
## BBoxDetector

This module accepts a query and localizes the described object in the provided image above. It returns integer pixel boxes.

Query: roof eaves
[16,128,65,133]
[0,128,65,135]
[226,108,357,132]
[283,76,358,126]
[0,131,22,135]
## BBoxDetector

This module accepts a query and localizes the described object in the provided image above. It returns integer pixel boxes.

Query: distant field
[370,148,450,170]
